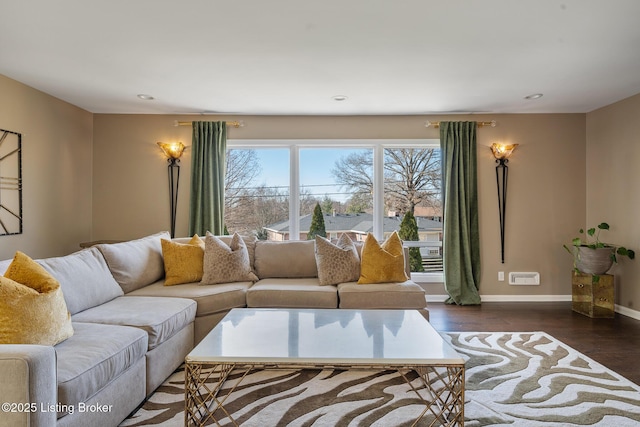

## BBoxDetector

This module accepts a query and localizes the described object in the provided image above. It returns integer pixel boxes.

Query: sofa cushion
[315,234,360,286]
[358,232,409,284]
[0,259,10,275]
[56,322,147,412]
[127,279,251,317]
[337,281,427,309]
[254,240,317,279]
[0,251,74,346]
[161,235,205,286]
[201,233,258,285]
[97,231,170,293]
[37,247,124,314]
[246,278,338,308]
[71,296,196,350]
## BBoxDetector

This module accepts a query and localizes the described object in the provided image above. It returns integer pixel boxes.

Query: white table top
[187,308,464,366]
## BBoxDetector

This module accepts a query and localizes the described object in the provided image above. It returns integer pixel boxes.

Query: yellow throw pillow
[0,251,74,345]
[161,235,205,286]
[357,231,409,284]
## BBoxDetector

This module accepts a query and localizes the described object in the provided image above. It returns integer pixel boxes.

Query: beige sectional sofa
[0,231,428,427]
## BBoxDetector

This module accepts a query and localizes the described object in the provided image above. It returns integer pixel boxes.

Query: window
[224,140,442,282]
[224,148,289,240]
[299,148,373,240]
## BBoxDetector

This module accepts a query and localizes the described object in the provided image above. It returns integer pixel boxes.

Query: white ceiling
[2,0,640,115]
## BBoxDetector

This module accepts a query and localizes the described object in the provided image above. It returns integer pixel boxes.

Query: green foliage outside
[321,195,334,214]
[398,211,424,272]
[307,202,327,239]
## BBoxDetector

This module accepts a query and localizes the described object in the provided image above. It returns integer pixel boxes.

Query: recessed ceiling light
[332,95,348,101]
[524,93,543,100]
[137,94,155,100]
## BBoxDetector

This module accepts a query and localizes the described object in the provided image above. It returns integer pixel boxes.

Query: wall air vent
[509,272,540,285]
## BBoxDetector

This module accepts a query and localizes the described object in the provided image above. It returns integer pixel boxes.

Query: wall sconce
[490,143,518,263]
[157,142,186,238]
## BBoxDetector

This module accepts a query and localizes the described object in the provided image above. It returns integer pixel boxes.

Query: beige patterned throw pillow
[315,234,360,286]
[200,232,258,285]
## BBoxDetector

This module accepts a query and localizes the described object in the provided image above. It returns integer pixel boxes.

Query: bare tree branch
[331,148,441,215]
[225,149,261,203]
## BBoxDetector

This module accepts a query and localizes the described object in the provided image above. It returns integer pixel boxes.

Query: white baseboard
[614,304,640,320]
[426,294,572,303]
[480,295,573,302]
[426,295,451,303]
[426,294,640,320]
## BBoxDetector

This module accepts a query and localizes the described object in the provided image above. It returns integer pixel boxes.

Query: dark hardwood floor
[427,301,640,385]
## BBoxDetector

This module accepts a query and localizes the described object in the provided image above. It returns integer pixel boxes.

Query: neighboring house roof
[264,219,290,233]
[264,213,442,234]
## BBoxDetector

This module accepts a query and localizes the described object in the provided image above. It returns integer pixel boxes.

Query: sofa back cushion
[0,259,10,275]
[97,231,170,293]
[38,247,124,314]
[254,240,317,279]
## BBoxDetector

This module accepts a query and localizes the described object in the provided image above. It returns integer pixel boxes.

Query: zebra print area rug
[120,332,640,426]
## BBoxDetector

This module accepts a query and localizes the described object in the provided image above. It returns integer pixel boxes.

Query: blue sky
[254,148,369,202]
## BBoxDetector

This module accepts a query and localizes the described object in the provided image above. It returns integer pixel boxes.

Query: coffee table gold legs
[402,365,465,426]
[185,362,251,427]
[185,363,465,426]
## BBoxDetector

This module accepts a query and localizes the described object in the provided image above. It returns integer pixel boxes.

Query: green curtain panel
[439,121,481,305]
[188,121,227,236]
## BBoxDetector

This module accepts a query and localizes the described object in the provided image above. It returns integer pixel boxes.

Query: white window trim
[228,139,443,282]
[411,272,445,283]
[289,145,300,239]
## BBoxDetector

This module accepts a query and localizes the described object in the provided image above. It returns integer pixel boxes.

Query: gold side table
[572,272,614,318]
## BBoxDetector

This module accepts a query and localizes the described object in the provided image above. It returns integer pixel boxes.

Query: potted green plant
[564,222,635,275]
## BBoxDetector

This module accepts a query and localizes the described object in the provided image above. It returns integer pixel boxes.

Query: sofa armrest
[0,345,57,427]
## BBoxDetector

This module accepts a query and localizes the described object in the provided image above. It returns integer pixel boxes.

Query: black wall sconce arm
[490,143,518,264]
[158,142,186,238]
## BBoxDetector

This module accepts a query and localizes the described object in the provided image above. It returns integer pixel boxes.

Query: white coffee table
[185,308,465,426]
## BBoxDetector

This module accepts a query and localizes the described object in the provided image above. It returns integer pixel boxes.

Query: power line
[228,180,440,191]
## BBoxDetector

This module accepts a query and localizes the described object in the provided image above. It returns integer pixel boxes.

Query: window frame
[228,139,443,283]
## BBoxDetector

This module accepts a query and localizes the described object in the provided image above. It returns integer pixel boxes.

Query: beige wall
[93,113,586,297]
[478,114,586,298]
[586,93,640,310]
[0,75,93,260]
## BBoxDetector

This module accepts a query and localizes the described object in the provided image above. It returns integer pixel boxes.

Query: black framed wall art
[0,129,22,235]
